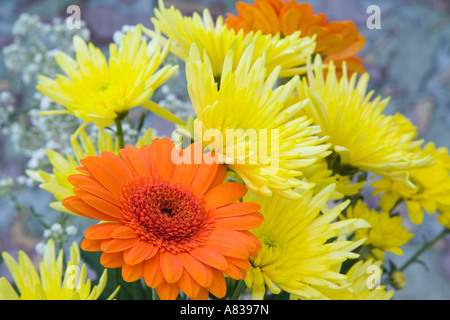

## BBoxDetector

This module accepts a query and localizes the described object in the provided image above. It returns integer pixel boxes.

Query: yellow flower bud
[390,270,406,290]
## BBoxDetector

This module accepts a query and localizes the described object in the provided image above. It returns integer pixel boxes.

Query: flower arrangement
[0,0,449,302]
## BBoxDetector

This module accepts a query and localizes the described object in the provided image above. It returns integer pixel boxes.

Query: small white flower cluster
[112,24,138,45]
[0,174,35,197]
[1,13,89,172]
[34,222,79,256]
[3,13,90,85]
[157,84,196,121]
[7,92,83,170]
[0,91,15,133]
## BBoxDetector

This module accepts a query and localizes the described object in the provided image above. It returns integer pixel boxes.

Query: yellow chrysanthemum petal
[186,42,330,198]
[371,142,450,224]
[0,240,117,300]
[295,56,434,187]
[37,25,179,127]
[315,259,394,300]
[343,200,413,255]
[243,184,367,299]
[146,0,316,79]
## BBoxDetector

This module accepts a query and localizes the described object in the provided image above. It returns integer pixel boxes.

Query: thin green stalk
[230,280,246,300]
[399,227,449,272]
[114,268,121,300]
[115,117,125,149]
[146,286,153,300]
[137,110,148,133]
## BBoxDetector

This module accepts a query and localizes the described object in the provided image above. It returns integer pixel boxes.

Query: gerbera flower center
[120,177,213,252]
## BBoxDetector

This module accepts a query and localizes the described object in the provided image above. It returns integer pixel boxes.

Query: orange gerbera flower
[62,138,263,300]
[225,0,366,74]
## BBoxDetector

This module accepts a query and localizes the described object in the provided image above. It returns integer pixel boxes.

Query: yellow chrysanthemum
[243,184,370,299]
[302,158,366,200]
[315,259,394,300]
[37,25,182,128]
[343,200,413,255]
[0,239,118,300]
[295,56,434,187]
[26,127,154,215]
[371,142,450,224]
[186,43,331,198]
[145,0,316,79]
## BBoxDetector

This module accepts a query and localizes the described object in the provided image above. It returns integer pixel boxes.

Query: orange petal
[172,162,200,186]
[178,252,213,288]
[100,252,123,268]
[123,241,158,265]
[84,222,122,240]
[190,287,210,300]
[177,271,201,299]
[207,269,227,299]
[159,251,184,284]
[101,237,141,253]
[75,166,90,175]
[119,145,153,177]
[63,196,119,221]
[100,151,134,181]
[244,5,273,34]
[68,174,118,205]
[212,229,261,254]
[144,138,177,180]
[143,255,165,288]
[325,35,365,61]
[280,2,313,18]
[265,0,283,12]
[281,7,302,36]
[212,202,260,218]
[223,261,245,280]
[204,239,249,259]
[226,256,252,270]
[172,142,203,185]
[255,0,281,33]
[299,14,327,34]
[80,238,102,252]
[79,156,127,196]
[204,182,248,209]
[122,262,144,282]
[156,282,180,300]
[190,247,228,270]
[76,193,123,220]
[207,164,227,190]
[111,225,137,239]
[215,212,264,230]
[189,162,220,196]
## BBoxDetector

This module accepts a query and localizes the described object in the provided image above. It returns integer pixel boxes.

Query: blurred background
[0,0,449,299]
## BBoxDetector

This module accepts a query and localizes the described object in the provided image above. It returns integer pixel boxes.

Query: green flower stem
[399,227,449,272]
[115,116,125,149]
[230,280,246,300]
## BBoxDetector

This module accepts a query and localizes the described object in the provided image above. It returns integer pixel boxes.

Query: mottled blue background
[0,0,449,299]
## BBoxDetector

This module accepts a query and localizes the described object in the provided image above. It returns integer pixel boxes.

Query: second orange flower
[225,0,366,74]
